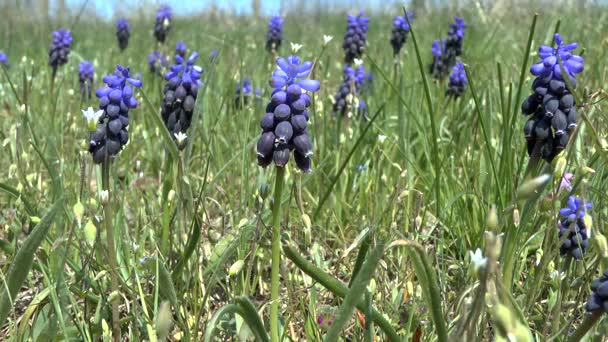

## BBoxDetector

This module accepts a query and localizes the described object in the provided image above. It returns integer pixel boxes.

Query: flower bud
[517,174,551,199]
[73,201,84,226]
[229,260,244,276]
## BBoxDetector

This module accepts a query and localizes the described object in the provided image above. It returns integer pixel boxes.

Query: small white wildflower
[163,18,170,28]
[354,58,363,67]
[290,42,303,53]
[68,89,74,96]
[99,190,109,204]
[378,135,387,143]
[469,248,487,273]
[322,35,333,46]
[82,107,103,132]
[174,132,187,148]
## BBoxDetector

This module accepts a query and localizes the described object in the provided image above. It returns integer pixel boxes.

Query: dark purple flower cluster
[161,52,204,150]
[176,42,187,58]
[390,12,413,56]
[257,56,320,172]
[266,16,284,54]
[333,65,368,117]
[116,19,130,51]
[79,61,95,99]
[154,5,172,43]
[522,33,583,162]
[48,28,73,71]
[148,51,169,74]
[557,195,592,260]
[585,269,608,313]
[235,77,253,108]
[342,11,369,64]
[89,65,142,164]
[446,62,467,98]
[0,51,7,66]
[429,16,466,79]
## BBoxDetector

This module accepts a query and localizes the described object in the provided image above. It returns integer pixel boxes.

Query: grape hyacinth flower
[585,269,608,312]
[266,16,284,54]
[342,11,370,64]
[79,61,95,99]
[148,51,169,74]
[557,195,592,260]
[521,33,584,162]
[333,64,368,117]
[88,65,142,164]
[176,41,186,58]
[161,52,204,150]
[116,19,130,51]
[390,12,414,56]
[235,77,253,108]
[429,39,448,79]
[154,5,172,43]
[429,17,466,80]
[0,51,7,66]
[48,28,73,72]
[257,55,320,172]
[446,62,467,98]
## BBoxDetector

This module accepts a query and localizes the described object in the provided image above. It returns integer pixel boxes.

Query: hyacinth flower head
[176,41,187,58]
[0,51,7,66]
[390,11,414,56]
[585,269,608,313]
[148,50,169,74]
[521,33,583,162]
[257,55,320,172]
[79,61,95,98]
[342,11,370,64]
[557,195,592,260]
[154,5,172,43]
[48,28,73,72]
[333,64,368,117]
[235,77,253,108]
[266,16,284,54]
[430,16,466,80]
[446,62,467,98]
[116,18,130,51]
[429,39,449,79]
[88,65,142,164]
[161,52,204,150]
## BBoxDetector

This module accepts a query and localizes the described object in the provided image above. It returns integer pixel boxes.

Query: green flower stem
[270,166,286,342]
[284,244,401,341]
[102,159,121,341]
[567,310,602,342]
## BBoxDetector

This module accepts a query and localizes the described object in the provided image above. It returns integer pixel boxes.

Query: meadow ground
[1,1,608,341]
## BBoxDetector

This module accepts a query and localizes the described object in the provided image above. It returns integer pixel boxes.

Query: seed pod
[271,91,286,104]
[291,114,307,133]
[523,119,535,139]
[543,96,559,118]
[273,144,290,167]
[294,151,312,172]
[274,121,293,144]
[290,98,307,113]
[567,107,578,130]
[549,79,565,95]
[559,94,574,110]
[293,134,313,157]
[260,113,275,131]
[274,103,291,121]
[534,119,551,140]
[256,132,276,158]
[551,110,568,135]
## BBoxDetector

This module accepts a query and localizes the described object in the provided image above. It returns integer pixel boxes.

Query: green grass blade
[324,242,385,341]
[0,198,63,325]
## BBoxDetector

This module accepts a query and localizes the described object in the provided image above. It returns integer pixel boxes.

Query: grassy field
[1,1,608,341]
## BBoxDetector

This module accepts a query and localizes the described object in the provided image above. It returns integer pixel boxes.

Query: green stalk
[566,311,602,342]
[284,245,401,341]
[102,159,121,341]
[270,167,286,342]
